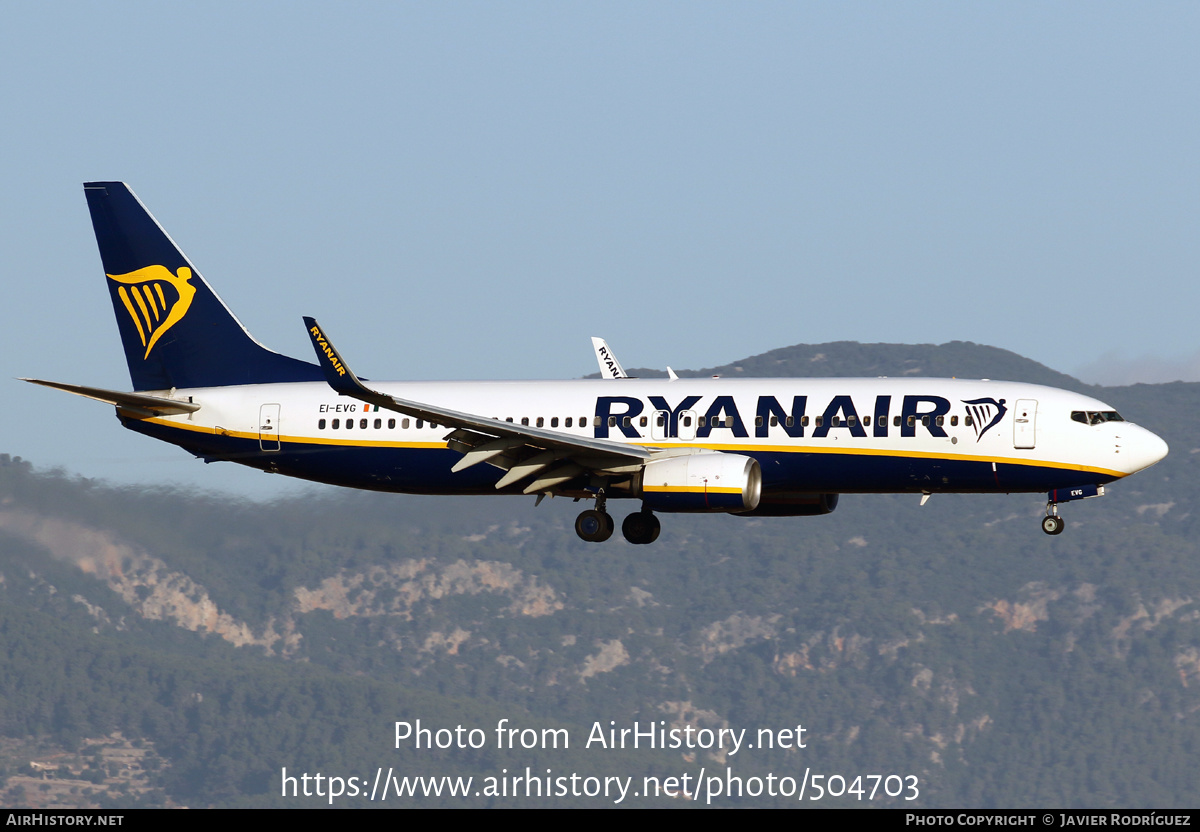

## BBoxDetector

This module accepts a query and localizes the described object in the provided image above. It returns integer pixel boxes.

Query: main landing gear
[575,509,614,542]
[621,510,661,545]
[574,490,660,544]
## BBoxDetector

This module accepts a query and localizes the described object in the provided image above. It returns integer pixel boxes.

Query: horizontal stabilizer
[22,378,201,418]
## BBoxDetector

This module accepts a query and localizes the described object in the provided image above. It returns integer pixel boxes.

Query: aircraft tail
[83,182,323,391]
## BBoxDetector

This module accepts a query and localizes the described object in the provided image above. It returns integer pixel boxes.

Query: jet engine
[738,492,839,517]
[633,452,761,513]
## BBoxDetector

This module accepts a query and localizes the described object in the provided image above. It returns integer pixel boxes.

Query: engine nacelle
[634,453,762,513]
[738,492,839,517]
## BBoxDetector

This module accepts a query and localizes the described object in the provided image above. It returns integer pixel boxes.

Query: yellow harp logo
[108,265,197,360]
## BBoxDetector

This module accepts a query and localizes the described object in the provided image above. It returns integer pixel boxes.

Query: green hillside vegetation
[600,340,1089,392]
[1,342,1196,808]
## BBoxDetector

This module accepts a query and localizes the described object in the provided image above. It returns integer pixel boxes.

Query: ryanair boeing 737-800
[24,182,1168,544]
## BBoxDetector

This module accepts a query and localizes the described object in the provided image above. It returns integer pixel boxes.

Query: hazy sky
[3,3,1198,496]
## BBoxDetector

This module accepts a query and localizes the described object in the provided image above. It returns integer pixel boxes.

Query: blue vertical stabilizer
[84,182,323,390]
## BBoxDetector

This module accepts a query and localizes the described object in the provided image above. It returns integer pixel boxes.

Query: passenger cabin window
[551,417,559,428]
[332,419,340,429]
[521,417,529,426]
[565,417,573,428]
[416,419,424,429]
[950,415,958,426]
[639,416,648,427]
[402,418,410,429]
[318,419,326,430]
[536,417,544,427]
[374,418,381,429]
[360,419,367,429]
[785,416,795,428]
[388,419,396,429]
[965,415,973,427]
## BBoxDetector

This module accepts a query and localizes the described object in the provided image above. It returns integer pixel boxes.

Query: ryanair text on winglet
[309,325,346,377]
[598,345,621,378]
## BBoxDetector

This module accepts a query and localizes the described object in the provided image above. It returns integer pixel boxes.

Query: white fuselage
[124,376,1168,500]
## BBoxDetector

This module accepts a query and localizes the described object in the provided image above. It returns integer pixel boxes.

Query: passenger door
[259,403,281,452]
[1013,399,1037,449]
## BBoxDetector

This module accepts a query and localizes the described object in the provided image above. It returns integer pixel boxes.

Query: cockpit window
[1071,410,1124,425]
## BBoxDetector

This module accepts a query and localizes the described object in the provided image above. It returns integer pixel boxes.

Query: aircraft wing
[304,318,649,495]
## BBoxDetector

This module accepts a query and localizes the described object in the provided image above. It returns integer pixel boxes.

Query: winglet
[303,317,375,399]
[591,337,628,379]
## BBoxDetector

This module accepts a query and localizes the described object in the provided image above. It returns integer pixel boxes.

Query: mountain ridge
[589,340,1092,392]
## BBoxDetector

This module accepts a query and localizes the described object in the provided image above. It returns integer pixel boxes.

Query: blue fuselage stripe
[127,419,1113,498]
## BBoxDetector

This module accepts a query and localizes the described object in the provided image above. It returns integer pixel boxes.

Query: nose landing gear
[1041,485,1104,535]
[1041,511,1065,535]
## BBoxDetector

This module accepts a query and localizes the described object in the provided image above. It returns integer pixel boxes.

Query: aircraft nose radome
[1125,426,1168,474]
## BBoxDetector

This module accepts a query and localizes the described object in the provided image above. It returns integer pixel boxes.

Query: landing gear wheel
[622,511,661,545]
[645,514,660,543]
[576,509,613,542]
[1042,515,1065,535]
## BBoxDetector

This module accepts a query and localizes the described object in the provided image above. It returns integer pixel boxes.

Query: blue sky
[4,2,1198,496]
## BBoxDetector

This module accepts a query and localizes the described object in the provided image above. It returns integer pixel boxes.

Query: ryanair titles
[596,345,622,379]
[308,325,346,377]
[592,394,971,440]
